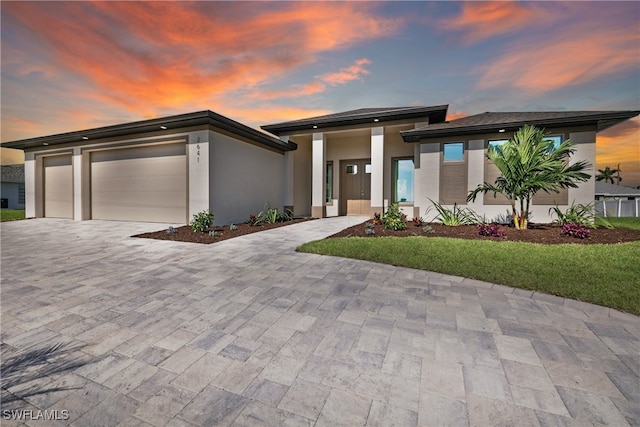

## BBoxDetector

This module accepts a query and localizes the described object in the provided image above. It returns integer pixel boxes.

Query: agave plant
[429,199,481,226]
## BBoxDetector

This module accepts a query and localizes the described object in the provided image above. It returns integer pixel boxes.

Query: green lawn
[606,217,640,230]
[0,209,25,222]
[298,235,640,315]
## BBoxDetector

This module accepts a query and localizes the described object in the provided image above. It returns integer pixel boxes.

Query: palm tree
[468,125,591,230]
[596,166,622,185]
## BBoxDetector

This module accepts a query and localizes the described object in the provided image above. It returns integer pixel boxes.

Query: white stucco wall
[209,130,285,225]
[415,128,598,224]
[24,153,36,218]
[188,130,210,220]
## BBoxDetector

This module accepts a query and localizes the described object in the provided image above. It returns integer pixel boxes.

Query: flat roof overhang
[401,111,640,142]
[262,105,449,136]
[2,110,297,152]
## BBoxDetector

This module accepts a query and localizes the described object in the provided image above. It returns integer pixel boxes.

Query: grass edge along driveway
[298,236,640,315]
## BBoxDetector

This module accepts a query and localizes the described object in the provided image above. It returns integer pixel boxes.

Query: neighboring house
[595,182,640,217]
[0,164,25,209]
[1,107,638,224]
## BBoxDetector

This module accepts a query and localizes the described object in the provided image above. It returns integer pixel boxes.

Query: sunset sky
[2,1,639,186]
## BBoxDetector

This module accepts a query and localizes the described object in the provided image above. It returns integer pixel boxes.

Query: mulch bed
[133,218,315,244]
[328,221,640,245]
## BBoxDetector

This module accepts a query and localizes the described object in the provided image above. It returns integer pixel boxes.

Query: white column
[24,152,36,218]
[282,137,294,211]
[371,127,384,214]
[188,131,209,223]
[311,132,326,218]
[73,147,83,220]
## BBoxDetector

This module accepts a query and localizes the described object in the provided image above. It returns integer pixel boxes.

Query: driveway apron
[1,218,638,426]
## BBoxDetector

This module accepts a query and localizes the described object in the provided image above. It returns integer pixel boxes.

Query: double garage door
[43,143,187,223]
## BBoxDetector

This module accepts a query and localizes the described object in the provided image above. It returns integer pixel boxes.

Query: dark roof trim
[1,110,296,152]
[261,105,449,136]
[401,110,640,142]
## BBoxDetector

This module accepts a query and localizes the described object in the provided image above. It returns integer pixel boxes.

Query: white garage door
[44,155,73,218]
[91,143,187,223]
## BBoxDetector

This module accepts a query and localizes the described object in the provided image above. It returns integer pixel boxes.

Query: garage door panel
[44,155,73,218]
[91,175,186,193]
[91,144,187,223]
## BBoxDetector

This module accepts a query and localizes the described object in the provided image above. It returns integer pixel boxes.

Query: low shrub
[166,226,176,234]
[422,225,435,234]
[430,199,481,226]
[191,209,214,233]
[230,224,238,231]
[255,202,293,224]
[383,203,407,231]
[477,223,506,237]
[550,202,613,229]
[561,222,590,239]
[364,222,376,235]
[412,217,425,227]
[372,212,382,225]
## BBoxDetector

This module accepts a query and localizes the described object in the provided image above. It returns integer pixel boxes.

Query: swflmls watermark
[2,409,69,421]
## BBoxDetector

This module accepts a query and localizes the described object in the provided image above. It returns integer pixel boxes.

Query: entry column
[311,132,326,218]
[370,126,384,215]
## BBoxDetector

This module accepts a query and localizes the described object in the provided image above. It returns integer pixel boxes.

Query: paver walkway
[1,217,638,426]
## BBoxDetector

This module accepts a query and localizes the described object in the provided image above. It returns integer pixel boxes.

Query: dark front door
[340,159,371,215]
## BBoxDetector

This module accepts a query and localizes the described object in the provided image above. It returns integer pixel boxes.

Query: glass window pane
[325,162,333,202]
[346,164,357,174]
[443,142,464,162]
[365,164,372,174]
[544,135,562,151]
[395,159,414,203]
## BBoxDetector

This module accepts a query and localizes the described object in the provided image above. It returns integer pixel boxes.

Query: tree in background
[596,165,622,185]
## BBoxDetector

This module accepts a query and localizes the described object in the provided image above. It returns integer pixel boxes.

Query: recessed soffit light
[373,118,379,122]
[42,142,49,146]
[312,125,318,129]
[160,125,167,130]
[498,129,506,133]
[82,136,89,140]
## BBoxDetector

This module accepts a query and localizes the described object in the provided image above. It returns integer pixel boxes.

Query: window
[365,164,372,174]
[440,142,467,204]
[346,164,357,174]
[393,158,414,203]
[543,135,562,151]
[488,139,508,153]
[18,186,25,204]
[443,142,464,162]
[325,162,333,203]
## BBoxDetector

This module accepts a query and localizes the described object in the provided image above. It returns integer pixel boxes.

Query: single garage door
[44,155,73,218]
[91,143,187,223]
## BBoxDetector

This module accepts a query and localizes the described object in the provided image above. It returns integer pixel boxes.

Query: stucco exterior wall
[292,136,312,217]
[209,130,285,225]
[415,126,598,223]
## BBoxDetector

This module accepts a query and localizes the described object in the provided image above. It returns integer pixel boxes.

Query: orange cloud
[320,58,371,86]
[252,58,372,101]
[442,1,553,44]
[3,2,400,117]
[476,26,639,94]
[446,111,468,121]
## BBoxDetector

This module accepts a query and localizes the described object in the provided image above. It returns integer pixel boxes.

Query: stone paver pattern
[1,217,638,426]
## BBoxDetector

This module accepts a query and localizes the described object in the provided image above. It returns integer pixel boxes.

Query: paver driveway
[1,217,638,426]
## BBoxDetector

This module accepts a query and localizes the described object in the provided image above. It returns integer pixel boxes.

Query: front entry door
[340,159,371,215]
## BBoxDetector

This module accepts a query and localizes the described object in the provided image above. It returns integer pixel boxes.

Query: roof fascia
[262,105,448,136]
[2,111,296,152]
[401,111,640,143]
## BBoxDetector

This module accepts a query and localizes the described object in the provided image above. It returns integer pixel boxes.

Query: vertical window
[325,162,333,203]
[443,142,465,162]
[18,186,25,204]
[544,135,562,151]
[440,142,467,204]
[393,158,414,203]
